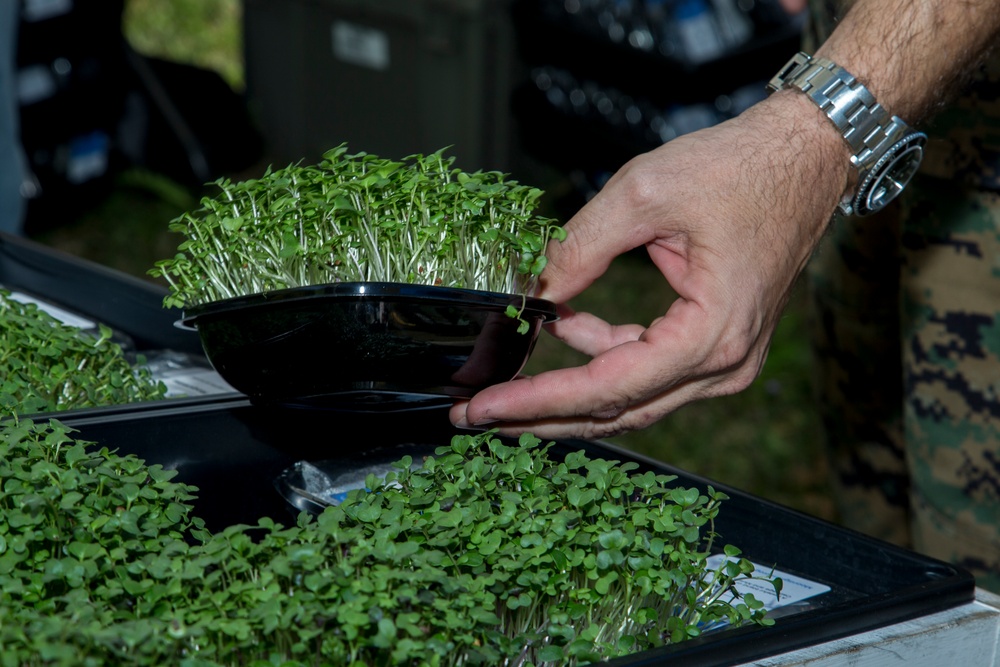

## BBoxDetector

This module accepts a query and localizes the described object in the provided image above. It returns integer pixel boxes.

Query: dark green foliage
[0,423,777,666]
[0,290,167,417]
[0,419,204,665]
[149,145,567,310]
[324,430,779,665]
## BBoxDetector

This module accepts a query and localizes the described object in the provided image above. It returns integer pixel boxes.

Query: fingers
[450,291,769,439]
[448,350,745,441]
[534,210,615,305]
[453,324,696,428]
[544,307,648,358]
[536,161,666,305]
[449,350,664,440]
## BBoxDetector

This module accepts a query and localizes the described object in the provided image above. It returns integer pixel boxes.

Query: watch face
[855,134,927,216]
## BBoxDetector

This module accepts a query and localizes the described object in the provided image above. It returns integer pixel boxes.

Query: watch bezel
[848,132,927,217]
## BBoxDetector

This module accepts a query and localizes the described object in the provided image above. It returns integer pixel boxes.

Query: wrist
[765,52,926,216]
[745,89,855,219]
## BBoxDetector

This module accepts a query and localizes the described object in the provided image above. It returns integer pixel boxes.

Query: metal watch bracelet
[766,51,921,215]
[767,52,914,168]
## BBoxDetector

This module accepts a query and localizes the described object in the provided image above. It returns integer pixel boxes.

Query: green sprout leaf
[0,290,167,419]
[0,422,778,667]
[150,145,566,310]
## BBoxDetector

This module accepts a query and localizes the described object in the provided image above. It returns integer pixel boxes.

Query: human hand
[450,91,849,439]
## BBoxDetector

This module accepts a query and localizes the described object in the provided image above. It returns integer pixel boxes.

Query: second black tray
[53,399,975,667]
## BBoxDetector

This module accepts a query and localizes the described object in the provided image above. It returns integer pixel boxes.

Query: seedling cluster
[0,422,779,666]
[150,145,567,310]
[0,290,166,417]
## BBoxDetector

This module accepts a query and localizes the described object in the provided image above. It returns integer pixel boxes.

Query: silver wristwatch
[766,51,926,217]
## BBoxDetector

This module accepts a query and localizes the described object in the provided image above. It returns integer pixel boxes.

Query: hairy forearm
[816,0,1000,123]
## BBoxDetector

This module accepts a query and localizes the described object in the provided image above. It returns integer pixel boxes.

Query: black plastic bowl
[178,283,557,410]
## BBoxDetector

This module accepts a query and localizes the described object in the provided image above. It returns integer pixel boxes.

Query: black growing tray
[53,398,976,667]
[0,232,241,416]
[0,232,202,356]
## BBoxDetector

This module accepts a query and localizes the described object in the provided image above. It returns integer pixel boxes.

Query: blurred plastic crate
[243,0,517,172]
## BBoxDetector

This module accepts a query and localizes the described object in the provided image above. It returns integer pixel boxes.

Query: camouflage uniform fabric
[804,0,1000,592]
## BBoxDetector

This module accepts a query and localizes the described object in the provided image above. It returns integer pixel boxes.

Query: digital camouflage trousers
[808,175,1000,593]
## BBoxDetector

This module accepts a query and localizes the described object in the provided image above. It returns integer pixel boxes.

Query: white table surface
[745,587,1000,666]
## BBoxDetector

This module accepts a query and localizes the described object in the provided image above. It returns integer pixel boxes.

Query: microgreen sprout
[149,145,567,310]
[0,290,167,417]
[0,423,779,666]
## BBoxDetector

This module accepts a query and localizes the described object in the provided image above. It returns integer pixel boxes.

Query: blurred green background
[29,0,835,521]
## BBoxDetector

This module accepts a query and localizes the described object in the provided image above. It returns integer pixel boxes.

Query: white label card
[705,554,832,611]
[154,368,238,398]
